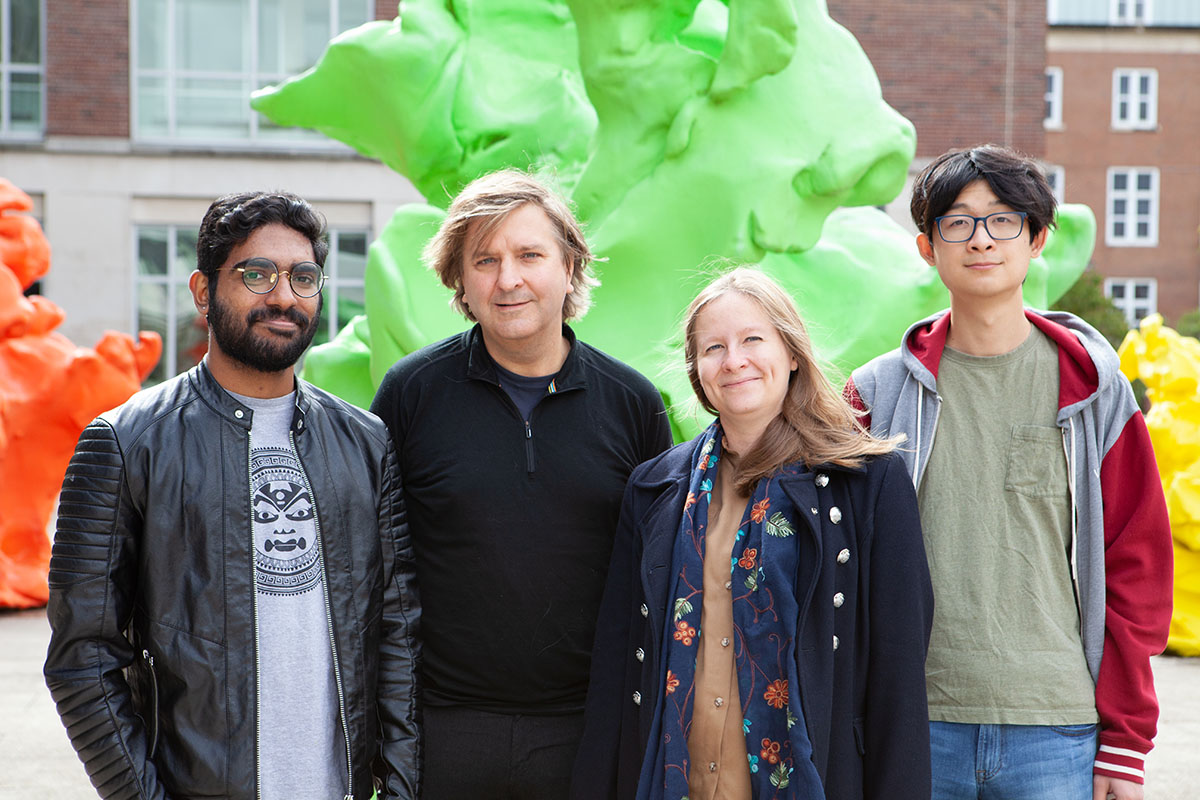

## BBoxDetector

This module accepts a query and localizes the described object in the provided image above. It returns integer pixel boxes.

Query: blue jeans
[930,721,1098,800]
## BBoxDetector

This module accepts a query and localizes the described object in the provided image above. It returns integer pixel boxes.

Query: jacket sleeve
[43,420,169,800]
[570,478,641,800]
[863,454,933,800]
[1093,410,1173,783]
[375,437,422,799]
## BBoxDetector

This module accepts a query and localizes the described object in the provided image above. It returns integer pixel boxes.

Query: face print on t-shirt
[250,447,321,596]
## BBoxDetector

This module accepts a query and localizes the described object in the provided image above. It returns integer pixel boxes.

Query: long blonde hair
[683,268,900,494]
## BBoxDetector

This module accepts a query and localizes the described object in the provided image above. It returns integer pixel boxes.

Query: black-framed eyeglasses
[934,211,1028,243]
[224,257,326,298]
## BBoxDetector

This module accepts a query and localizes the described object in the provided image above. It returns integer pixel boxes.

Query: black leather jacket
[44,363,421,800]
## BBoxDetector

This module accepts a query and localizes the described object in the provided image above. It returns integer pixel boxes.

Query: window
[132,0,370,143]
[136,225,206,385]
[1044,165,1065,203]
[1106,168,1158,246]
[1111,0,1150,25]
[1044,67,1063,129]
[1,0,43,137]
[135,223,368,384]
[1105,278,1156,327]
[313,229,367,349]
[1112,69,1157,130]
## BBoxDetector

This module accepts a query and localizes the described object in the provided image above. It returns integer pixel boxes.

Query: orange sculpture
[0,178,161,608]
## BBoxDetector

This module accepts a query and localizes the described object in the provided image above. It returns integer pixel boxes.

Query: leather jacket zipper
[293,431,355,800]
[248,431,263,800]
[141,649,159,759]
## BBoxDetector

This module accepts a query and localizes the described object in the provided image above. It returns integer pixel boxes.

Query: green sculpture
[253,0,1095,437]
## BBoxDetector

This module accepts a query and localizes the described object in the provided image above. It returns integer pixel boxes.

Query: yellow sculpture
[1118,313,1200,655]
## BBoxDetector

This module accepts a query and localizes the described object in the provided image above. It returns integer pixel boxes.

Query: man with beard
[44,191,421,800]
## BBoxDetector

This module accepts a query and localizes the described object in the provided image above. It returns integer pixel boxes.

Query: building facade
[5,1,1196,385]
[1046,0,1200,325]
[0,0,421,382]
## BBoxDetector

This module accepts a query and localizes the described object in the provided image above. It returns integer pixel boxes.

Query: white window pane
[1111,284,1127,299]
[139,227,170,276]
[1134,284,1150,299]
[1113,173,1127,191]
[11,0,41,63]
[138,282,171,384]
[175,228,199,274]
[336,232,368,280]
[137,75,170,137]
[177,0,246,72]
[1137,173,1152,191]
[9,73,41,129]
[138,0,169,70]
[176,76,249,138]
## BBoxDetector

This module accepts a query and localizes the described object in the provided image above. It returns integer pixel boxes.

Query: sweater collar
[464,323,587,391]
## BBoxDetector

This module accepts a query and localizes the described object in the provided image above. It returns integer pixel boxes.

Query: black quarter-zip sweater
[371,324,673,714]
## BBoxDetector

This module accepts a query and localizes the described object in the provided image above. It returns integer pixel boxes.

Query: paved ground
[2,607,1197,798]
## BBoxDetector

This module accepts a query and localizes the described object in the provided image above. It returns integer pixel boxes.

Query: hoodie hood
[900,308,1117,418]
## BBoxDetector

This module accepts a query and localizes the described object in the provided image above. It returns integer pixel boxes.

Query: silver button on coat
[833,592,844,608]
[829,506,842,524]
[635,648,645,662]
[815,473,829,488]
[837,548,850,564]
[633,691,641,705]
[833,635,840,650]
[640,603,649,617]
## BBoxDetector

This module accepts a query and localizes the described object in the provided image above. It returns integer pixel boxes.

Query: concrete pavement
[3,607,1197,798]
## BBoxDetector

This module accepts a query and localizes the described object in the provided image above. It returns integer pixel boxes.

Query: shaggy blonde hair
[684,267,900,494]
[424,169,599,322]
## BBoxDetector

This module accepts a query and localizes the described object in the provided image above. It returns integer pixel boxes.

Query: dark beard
[208,291,322,374]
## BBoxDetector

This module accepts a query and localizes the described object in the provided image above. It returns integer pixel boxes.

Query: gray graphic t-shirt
[234,390,344,799]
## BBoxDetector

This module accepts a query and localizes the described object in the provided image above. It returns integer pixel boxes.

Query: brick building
[1045,1,1200,325]
[831,0,1200,328]
[3,2,1196,383]
[0,0,419,382]
[829,0,1048,160]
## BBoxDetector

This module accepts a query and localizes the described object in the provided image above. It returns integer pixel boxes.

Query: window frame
[1105,167,1159,247]
[1104,277,1157,328]
[1110,0,1152,25]
[129,0,372,147]
[0,0,45,139]
[1111,68,1157,130]
[1044,67,1063,129]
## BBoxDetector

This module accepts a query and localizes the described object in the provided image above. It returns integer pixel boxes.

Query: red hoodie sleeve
[1094,411,1173,784]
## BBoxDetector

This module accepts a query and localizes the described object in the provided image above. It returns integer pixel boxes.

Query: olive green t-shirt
[917,326,1097,725]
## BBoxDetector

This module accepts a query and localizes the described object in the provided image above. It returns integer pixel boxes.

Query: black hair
[910,144,1057,242]
[196,191,329,284]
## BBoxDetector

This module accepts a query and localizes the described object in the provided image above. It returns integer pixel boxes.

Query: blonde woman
[572,268,933,800]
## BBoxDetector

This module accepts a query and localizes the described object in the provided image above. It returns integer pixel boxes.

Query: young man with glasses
[846,145,1172,800]
[45,191,421,800]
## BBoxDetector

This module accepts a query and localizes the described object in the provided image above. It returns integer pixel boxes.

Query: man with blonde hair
[371,169,672,798]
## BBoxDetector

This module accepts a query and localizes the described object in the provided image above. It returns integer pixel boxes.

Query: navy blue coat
[571,442,933,800]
